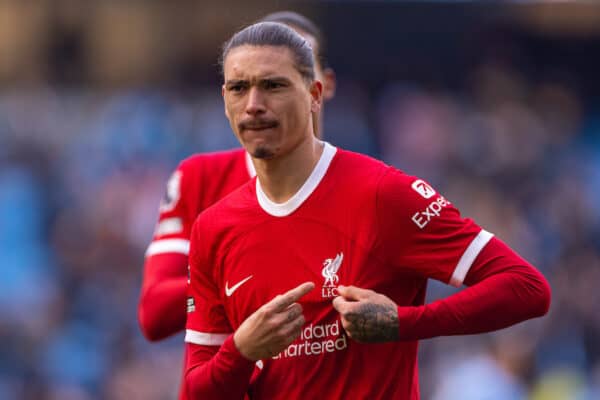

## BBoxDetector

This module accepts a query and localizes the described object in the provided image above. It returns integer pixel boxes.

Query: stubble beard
[252,145,275,159]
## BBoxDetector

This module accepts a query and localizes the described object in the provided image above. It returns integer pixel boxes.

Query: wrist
[396,305,424,341]
[233,330,256,361]
[224,334,257,366]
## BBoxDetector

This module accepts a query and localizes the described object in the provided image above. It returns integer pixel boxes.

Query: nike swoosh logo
[225,275,253,297]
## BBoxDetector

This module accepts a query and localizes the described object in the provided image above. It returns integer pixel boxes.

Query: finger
[280,313,306,339]
[284,303,303,322]
[332,295,349,313]
[269,303,303,327]
[333,299,360,325]
[270,282,315,312]
[339,316,354,339]
[337,285,372,301]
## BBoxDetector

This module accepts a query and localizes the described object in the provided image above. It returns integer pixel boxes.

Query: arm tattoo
[344,303,399,343]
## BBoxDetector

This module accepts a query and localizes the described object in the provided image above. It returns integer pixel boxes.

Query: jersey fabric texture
[186,143,492,399]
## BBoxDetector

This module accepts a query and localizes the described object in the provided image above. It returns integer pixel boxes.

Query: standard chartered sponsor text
[272,320,347,359]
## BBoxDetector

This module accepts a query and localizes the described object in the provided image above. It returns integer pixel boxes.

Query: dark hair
[221,22,315,82]
[259,11,327,68]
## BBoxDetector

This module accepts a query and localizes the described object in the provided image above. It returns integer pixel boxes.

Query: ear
[309,80,323,113]
[222,84,230,119]
[322,68,336,101]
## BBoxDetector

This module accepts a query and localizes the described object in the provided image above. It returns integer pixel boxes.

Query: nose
[245,87,266,116]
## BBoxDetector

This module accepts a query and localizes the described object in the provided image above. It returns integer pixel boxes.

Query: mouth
[240,120,279,131]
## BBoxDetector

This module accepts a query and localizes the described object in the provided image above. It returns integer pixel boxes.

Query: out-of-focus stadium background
[1,1,599,399]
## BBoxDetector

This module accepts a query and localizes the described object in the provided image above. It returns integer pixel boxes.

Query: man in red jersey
[184,22,551,399]
[137,12,336,400]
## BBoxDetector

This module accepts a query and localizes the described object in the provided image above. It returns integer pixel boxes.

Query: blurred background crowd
[1,1,599,399]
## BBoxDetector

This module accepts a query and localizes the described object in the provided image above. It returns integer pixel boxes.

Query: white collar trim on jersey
[245,151,257,178]
[256,141,337,217]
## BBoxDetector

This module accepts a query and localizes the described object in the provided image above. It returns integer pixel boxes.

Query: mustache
[239,119,279,130]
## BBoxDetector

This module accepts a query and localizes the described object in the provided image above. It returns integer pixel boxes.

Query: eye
[264,81,285,90]
[227,82,247,93]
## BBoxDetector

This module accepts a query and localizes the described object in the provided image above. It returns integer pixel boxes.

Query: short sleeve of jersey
[185,218,233,346]
[375,168,493,286]
[145,161,195,258]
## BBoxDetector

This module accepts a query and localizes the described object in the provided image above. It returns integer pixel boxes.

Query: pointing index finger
[271,282,315,312]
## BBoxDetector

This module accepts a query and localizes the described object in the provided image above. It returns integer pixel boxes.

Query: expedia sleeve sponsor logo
[411,196,451,229]
[411,179,436,199]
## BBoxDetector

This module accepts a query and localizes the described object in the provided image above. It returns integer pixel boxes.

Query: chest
[217,216,423,329]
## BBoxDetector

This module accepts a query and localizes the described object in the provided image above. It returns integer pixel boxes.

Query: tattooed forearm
[343,303,399,343]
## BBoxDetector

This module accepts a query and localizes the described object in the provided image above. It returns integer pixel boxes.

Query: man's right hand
[233,282,315,361]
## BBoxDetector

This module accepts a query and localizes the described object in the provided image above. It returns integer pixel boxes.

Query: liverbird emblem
[322,253,344,287]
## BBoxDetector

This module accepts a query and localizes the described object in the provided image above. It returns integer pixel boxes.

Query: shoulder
[190,180,260,262]
[194,178,257,233]
[377,166,438,205]
[376,167,457,231]
[328,148,392,192]
[327,148,441,213]
[335,148,389,172]
[179,148,246,174]
[176,147,248,195]
[159,148,247,213]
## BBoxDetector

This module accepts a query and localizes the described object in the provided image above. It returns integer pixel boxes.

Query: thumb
[337,285,371,301]
[332,295,347,313]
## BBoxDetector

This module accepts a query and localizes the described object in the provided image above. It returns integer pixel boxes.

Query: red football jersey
[145,148,255,258]
[186,143,493,399]
[141,148,255,400]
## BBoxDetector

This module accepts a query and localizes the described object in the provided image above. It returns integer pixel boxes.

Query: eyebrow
[225,76,292,86]
[224,79,248,87]
[261,76,291,83]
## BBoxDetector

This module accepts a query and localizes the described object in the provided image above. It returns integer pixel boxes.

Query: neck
[253,137,324,203]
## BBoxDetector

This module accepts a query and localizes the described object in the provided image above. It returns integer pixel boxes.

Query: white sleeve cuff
[145,239,190,257]
[185,329,231,346]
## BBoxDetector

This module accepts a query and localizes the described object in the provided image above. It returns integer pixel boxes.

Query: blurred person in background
[137,11,336,399]
[183,21,550,399]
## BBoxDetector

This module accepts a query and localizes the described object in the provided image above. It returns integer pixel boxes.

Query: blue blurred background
[1,1,599,399]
